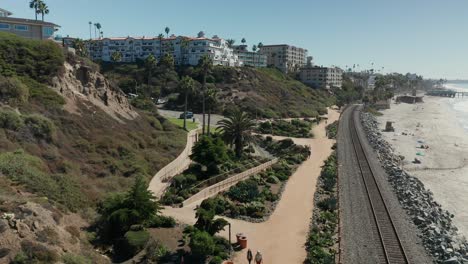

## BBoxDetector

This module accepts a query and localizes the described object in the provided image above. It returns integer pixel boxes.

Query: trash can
[239,236,248,249]
[236,233,244,244]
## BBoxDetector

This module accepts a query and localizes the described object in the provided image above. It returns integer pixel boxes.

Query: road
[338,106,431,264]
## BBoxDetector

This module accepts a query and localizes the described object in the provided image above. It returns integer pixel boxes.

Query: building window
[14,24,29,31]
[42,27,54,36]
[0,23,10,30]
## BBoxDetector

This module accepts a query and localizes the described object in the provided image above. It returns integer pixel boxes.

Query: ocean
[444,82,468,131]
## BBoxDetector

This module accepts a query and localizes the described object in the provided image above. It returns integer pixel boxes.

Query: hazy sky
[3,0,467,79]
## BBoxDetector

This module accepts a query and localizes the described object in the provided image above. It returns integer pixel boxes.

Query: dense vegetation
[0,32,187,262]
[0,33,186,212]
[325,121,338,139]
[161,134,267,205]
[200,137,310,220]
[256,118,316,138]
[101,61,334,119]
[306,153,338,263]
[94,176,175,261]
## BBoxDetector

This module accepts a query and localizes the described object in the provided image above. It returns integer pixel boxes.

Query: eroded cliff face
[51,62,139,122]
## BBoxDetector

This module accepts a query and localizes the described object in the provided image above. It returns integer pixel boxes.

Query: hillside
[100,63,334,119]
[210,67,334,118]
[0,32,186,262]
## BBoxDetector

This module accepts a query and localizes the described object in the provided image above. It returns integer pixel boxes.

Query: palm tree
[198,55,213,135]
[29,0,42,20]
[217,109,255,158]
[241,38,246,45]
[226,39,235,48]
[95,23,102,39]
[111,51,122,62]
[206,86,218,135]
[144,54,157,86]
[88,21,92,40]
[37,1,49,21]
[158,33,164,59]
[180,37,190,65]
[72,39,88,57]
[93,23,98,39]
[252,44,257,66]
[179,76,195,130]
[165,27,170,38]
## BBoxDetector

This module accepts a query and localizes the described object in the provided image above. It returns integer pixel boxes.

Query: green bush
[19,76,65,108]
[0,110,23,130]
[0,32,64,82]
[62,253,92,264]
[19,240,59,263]
[0,76,29,105]
[317,197,337,212]
[0,150,87,211]
[147,215,176,228]
[210,256,224,264]
[227,179,260,203]
[24,114,56,141]
[123,230,150,256]
[189,230,215,260]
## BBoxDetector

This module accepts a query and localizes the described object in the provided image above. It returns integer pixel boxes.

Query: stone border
[361,111,468,263]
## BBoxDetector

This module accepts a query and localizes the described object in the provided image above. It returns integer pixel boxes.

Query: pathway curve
[162,109,340,264]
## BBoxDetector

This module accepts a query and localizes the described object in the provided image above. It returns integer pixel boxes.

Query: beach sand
[376,96,468,237]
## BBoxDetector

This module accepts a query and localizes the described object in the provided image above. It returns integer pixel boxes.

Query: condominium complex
[300,61,343,89]
[259,44,308,73]
[0,8,59,40]
[233,45,267,67]
[86,35,241,66]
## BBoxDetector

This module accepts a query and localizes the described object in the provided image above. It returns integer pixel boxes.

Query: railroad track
[348,106,409,264]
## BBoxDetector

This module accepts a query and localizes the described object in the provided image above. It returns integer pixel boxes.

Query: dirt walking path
[162,109,339,264]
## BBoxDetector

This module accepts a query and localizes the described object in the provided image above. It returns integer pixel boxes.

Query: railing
[183,158,279,206]
[148,129,198,198]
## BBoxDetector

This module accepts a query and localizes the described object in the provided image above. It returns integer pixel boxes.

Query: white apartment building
[87,35,241,67]
[233,45,267,67]
[300,65,343,89]
[259,44,308,73]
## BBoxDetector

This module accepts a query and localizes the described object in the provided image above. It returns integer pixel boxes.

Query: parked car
[179,111,193,119]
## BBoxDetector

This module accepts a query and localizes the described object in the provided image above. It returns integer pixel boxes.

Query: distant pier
[426,89,468,98]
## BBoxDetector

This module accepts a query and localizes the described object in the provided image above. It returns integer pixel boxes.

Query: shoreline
[376,96,468,237]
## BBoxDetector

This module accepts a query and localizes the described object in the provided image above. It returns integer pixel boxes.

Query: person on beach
[255,251,263,264]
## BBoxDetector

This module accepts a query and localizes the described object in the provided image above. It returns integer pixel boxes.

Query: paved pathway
[162,109,340,264]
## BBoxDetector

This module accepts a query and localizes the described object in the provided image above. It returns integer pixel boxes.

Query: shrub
[36,226,59,245]
[62,253,92,264]
[24,114,56,141]
[0,76,29,105]
[0,110,23,130]
[20,240,59,263]
[0,150,87,211]
[123,230,150,256]
[147,215,176,228]
[317,197,337,212]
[0,32,64,82]
[189,230,215,260]
[145,239,170,262]
[210,256,223,264]
[227,179,260,203]
[19,77,65,108]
